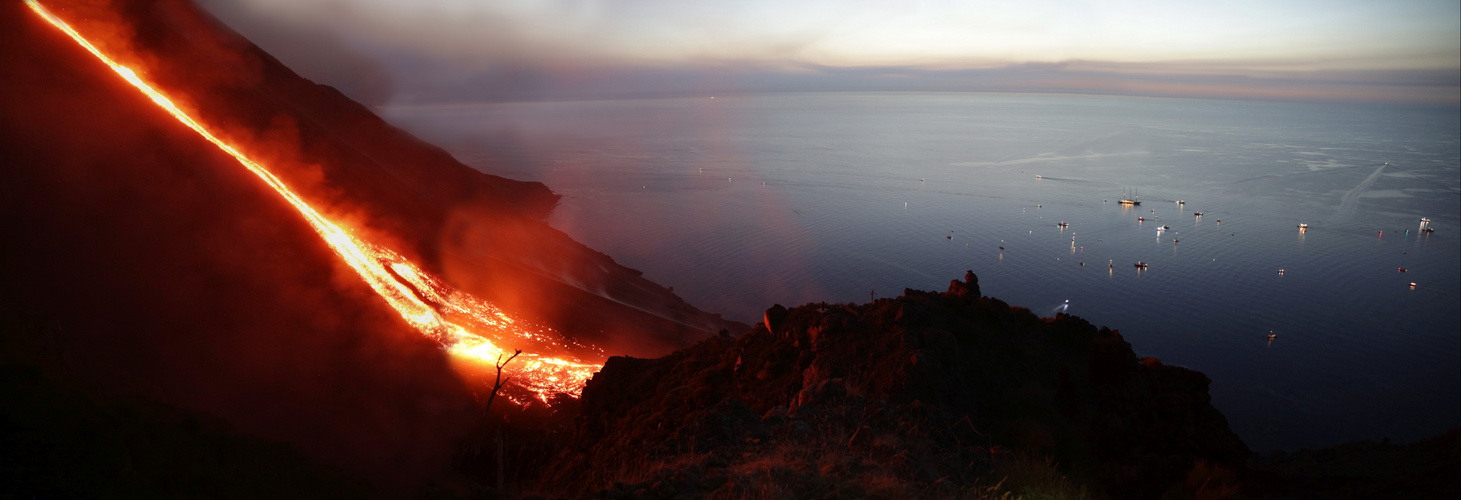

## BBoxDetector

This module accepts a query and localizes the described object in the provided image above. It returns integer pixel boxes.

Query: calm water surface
[383,93,1460,451]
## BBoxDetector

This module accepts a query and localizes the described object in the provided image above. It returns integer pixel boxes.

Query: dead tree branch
[475,349,522,459]
[483,349,522,422]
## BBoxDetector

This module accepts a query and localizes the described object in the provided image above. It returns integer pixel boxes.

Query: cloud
[373,59,1458,107]
[196,0,1460,107]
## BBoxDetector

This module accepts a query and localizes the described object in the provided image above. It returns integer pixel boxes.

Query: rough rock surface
[543,272,1250,498]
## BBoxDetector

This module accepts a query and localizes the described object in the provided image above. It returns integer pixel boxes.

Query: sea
[381,92,1460,452]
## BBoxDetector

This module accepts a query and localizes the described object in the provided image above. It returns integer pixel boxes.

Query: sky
[198,0,1460,106]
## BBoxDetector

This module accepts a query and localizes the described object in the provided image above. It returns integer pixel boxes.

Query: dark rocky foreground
[522,272,1250,499]
[512,273,1459,499]
[6,275,1455,499]
[0,348,372,499]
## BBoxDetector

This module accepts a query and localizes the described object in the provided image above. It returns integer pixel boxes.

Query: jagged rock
[947,270,981,298]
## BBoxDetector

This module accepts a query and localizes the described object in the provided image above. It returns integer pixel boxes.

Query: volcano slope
[2,0,737,494]
[1,0,741,358]
[539,272,1251,499]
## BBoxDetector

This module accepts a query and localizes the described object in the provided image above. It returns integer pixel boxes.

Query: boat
[1172,239,1179,243]
[1398,267,1408,273]
[1297,223,1309,230]
[1057,221,1069,227]
[1193,211,1203,216]
[1137,216,1145,221]
[1278,269,1285,275]
[1118,187,1141,206]
[1267,332,1277,340]
[1134,262,1148,268]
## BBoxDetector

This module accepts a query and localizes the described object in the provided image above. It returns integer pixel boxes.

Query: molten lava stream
[25,0,603,402]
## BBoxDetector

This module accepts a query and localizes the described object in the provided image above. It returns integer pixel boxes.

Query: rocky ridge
[538,272,1250,498]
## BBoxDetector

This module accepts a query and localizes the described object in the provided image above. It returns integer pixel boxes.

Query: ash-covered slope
[544,272,1250,498]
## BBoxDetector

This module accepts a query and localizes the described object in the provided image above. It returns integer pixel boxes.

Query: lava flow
[25,0,602,401]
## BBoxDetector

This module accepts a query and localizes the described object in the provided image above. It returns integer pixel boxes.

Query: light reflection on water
[384,93,1460,451]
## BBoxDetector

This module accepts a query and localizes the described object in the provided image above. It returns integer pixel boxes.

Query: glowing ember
[26,0,602,401]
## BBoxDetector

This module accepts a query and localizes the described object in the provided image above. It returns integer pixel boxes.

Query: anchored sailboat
[1118,187,1141,206]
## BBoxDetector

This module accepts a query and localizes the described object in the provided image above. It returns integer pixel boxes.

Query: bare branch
[477,348,525,461]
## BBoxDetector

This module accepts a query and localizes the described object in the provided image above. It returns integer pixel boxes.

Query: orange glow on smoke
[25,0,601,401]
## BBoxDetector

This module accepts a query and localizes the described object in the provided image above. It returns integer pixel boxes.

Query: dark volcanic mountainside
[542,273,1251,499]
[1,0,733,493]
[1,1,477,491]
[3,0,741,356]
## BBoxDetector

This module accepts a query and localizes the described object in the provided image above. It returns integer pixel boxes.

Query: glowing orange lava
[26,0,602,401]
